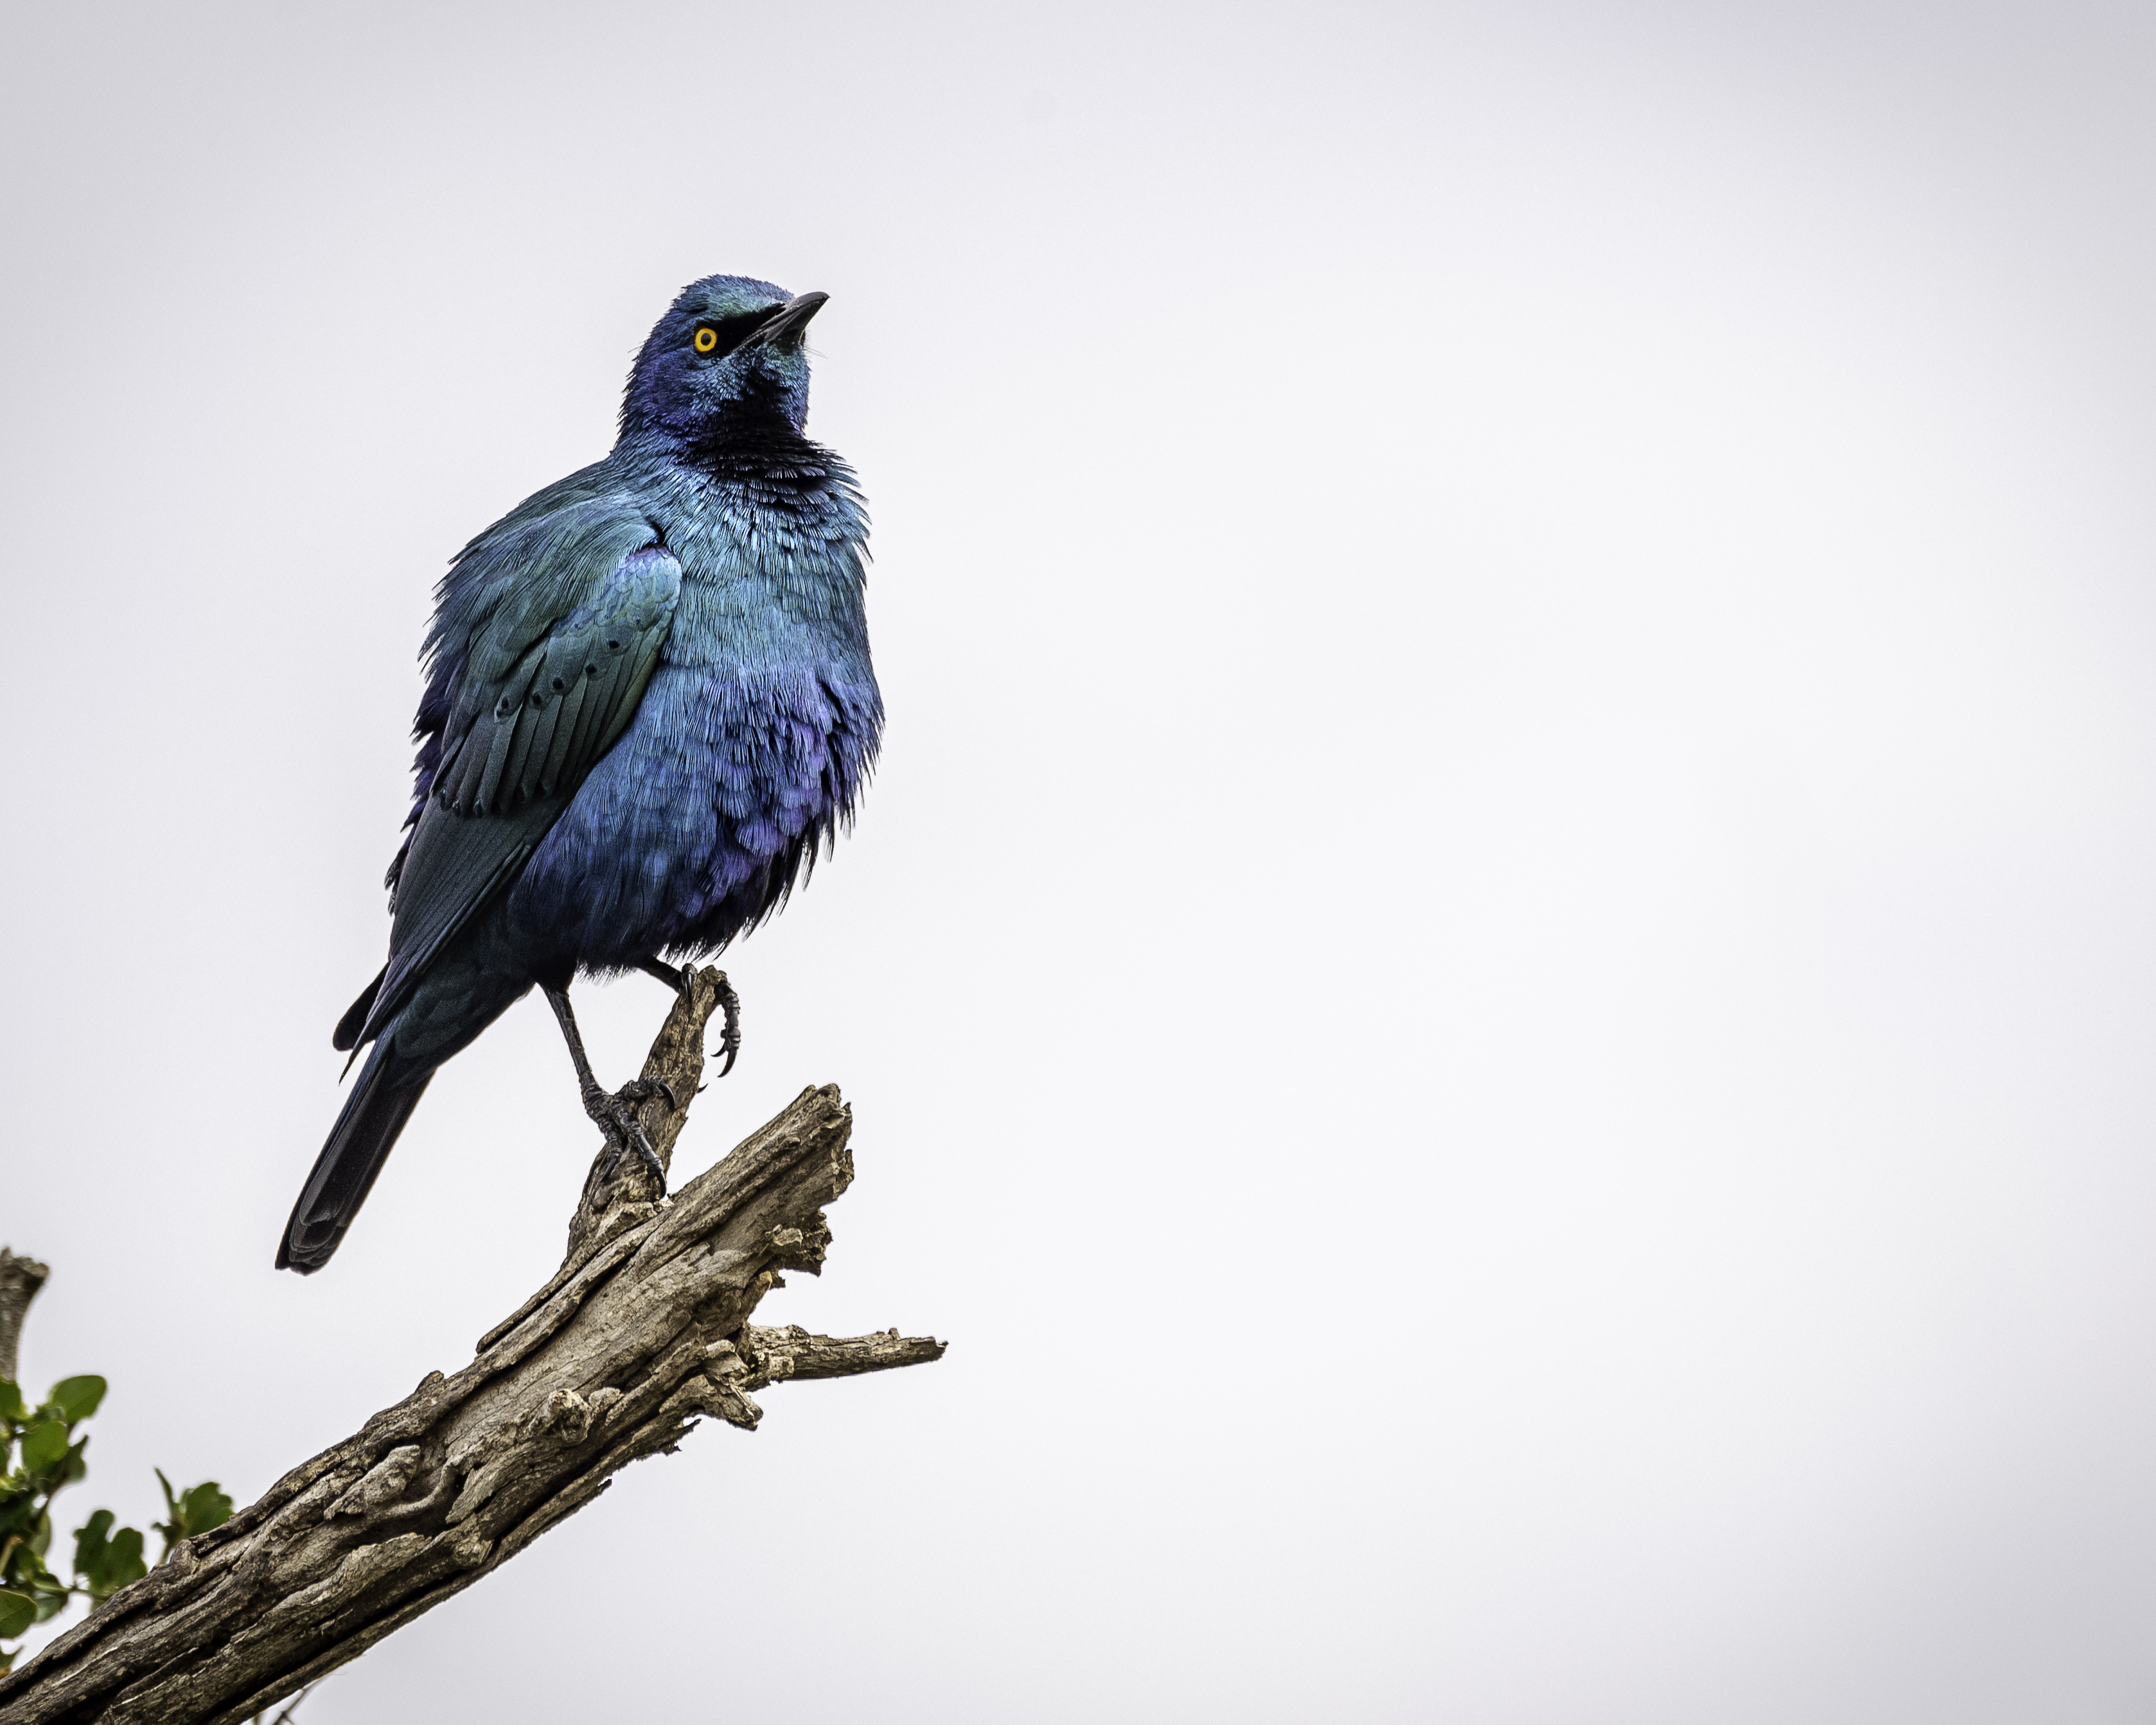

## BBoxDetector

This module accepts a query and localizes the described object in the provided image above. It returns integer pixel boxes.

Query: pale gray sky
[6,2,2156,1719]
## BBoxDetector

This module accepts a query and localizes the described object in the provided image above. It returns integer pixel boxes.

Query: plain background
[6,1,2156,1719]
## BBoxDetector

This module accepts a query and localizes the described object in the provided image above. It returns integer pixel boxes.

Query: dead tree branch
[0,968,943,1725]
[0,1252,49,1388]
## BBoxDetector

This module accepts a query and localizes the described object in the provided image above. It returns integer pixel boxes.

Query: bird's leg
[635,956,684,989]
[634,957,741,1077]
[543,984,675,1188]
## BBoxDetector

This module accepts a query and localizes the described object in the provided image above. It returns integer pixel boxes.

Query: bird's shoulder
[394,459,675,838]
[426,459,662,668]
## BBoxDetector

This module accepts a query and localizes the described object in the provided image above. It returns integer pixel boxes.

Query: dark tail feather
[333,964,387,1053]
[277,1040,434,1275]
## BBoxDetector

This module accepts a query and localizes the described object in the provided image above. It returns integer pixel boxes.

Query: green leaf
[72,1508,114,1575]
[109,1528,145,1588]
[74,1514,144,1603]
[176,1482,233,1537]
[18,1423,67,1474]
[153,1476,236,1561]
[0,1381,23,1424]
[48,1377,105,1423]
[0,1589,33,1640]
[8,1548,69,1622]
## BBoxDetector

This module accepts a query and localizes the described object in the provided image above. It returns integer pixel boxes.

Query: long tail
[277,1039,435,1274]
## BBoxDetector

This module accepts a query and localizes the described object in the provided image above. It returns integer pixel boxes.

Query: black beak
[753,291,828,351]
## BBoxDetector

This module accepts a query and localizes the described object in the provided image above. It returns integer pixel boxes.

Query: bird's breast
[504,510,880,968]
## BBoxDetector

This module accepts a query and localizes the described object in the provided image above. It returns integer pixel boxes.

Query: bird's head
[619,273,827,446]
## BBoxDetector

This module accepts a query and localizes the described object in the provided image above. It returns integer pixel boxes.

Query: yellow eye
[693,327,718,354]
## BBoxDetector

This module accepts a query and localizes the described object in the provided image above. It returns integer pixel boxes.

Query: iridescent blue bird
[278,276,880,1273]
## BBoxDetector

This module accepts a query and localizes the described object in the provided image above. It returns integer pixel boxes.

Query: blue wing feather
[354,509,682,1048]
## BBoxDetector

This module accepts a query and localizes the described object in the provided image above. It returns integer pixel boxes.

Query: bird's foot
[709,971,741,1076]
[637,957,739,1077]
[583,1076,678,1189]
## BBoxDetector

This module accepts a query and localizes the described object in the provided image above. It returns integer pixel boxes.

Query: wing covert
[352,536,682,1051]
[432,544,681,818]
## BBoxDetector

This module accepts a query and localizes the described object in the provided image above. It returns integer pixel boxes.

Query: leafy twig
[0,1297,234,1674]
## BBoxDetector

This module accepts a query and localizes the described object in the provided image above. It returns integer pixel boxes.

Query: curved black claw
[641,957,738,1077]
[709,972,742,1077]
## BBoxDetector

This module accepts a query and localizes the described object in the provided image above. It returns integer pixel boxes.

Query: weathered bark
[0,969,942,1725]
[0,1252,49,1387]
